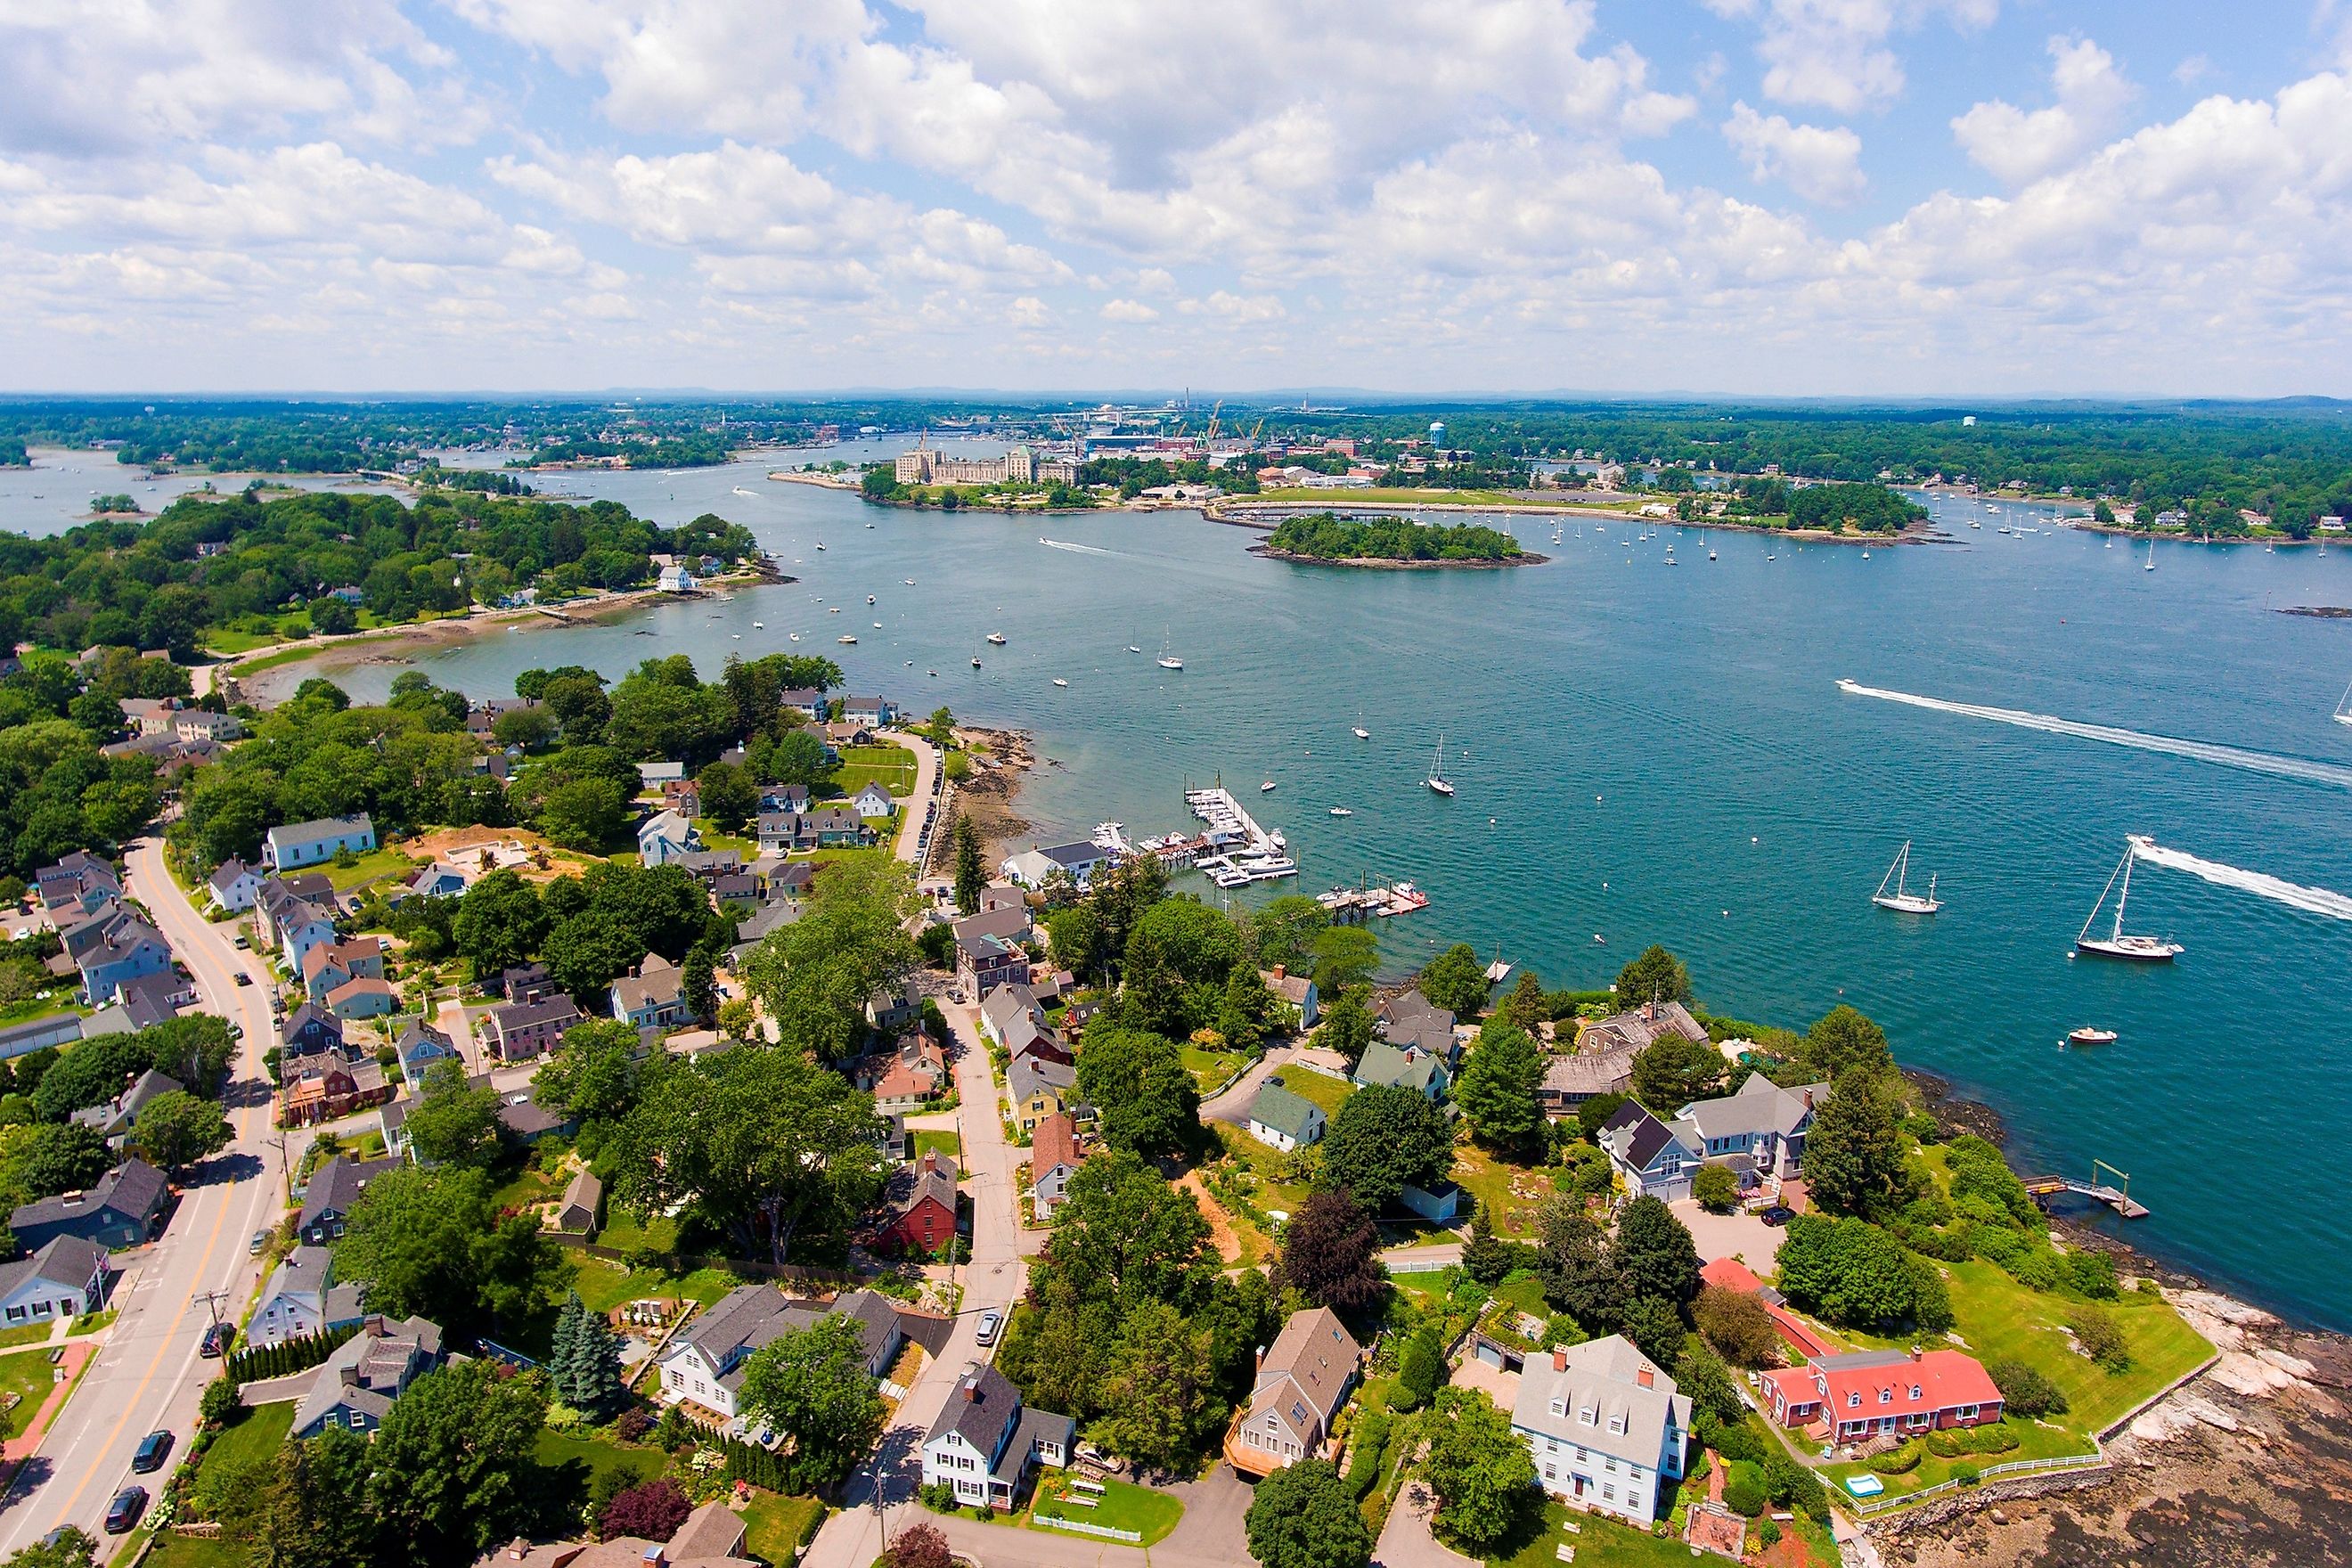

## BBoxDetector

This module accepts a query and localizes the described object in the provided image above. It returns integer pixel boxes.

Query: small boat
[867,595,876,604]
[1329,806,1352,816]
[2144,539,2155,572]
[1871,841,1941,914]
[2075,839,2181,961]
[1156,629,1183,670]
[814,540,826,551]
[1859,551,1871,559]
[986,633,1008,645]
[837,634,856,644]
[1260,780,1277,793]
[1708,549,1717,560]
[1051,678,1068,688]
[789,633,800,641]
[1126,645,1142,654]
[752,621,764,628]
[2065,1026,2119,1048]
[1425,734,1456,796]
[872,622,882,628]
[1352,727,1370,740]
[2335,675,2352,728]
[904,578,916,585]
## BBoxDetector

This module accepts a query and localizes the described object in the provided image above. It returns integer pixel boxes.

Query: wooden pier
[2022,1160,2149,1219]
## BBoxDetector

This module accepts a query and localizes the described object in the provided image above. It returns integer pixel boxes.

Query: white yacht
[986,632,1008,645]
[1156,629,1183,670]
[2336,675,2352,728]
[1870,841,1942,914]
[2075,840,2182,961]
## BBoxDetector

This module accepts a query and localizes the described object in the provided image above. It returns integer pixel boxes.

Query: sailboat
[970,641,982,669]
[2334,675,2352,728]
[2143,538,2155,572]
[1425,735,1456,796]
[1870,841,1942,914]
[2075,840,2182,961]
[1156,629,1183,671]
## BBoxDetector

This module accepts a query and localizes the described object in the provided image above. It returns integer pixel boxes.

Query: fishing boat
[1870,841,1941,914]
[2335,675,2352,728]
[1425,735,1456,796]
[1329,806,1352,816]
[986,633,1008,645]
[2075,841,2182,961]
[1156,629,1183,670]
[2065,1026,2119,1048]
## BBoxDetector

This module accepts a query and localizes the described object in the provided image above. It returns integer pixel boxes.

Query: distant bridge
[2021,1160,2149,1219]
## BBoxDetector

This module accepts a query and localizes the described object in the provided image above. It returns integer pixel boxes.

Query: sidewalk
[0,1344,94,1463]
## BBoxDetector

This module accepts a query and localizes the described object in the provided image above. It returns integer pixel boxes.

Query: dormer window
[1878,1389,1892,1404]
[1549,1398,1565,1417]
[1910,1384,1922,1400]
[1848,1392,1861,1408]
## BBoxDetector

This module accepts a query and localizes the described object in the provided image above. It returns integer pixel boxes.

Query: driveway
[1374,1479,1481,1568]
[1199,1044,1306,1126]
[1671,1198,1786,1272]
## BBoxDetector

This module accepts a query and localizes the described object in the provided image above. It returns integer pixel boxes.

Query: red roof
[1701,1256,1833,1360]
[1768,1350,2001,1421]
[1031,1113,1081,1175]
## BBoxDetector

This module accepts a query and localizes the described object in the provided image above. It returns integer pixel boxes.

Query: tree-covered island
[1254,511,1539,567]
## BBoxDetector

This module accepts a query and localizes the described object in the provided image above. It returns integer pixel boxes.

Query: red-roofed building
[1699,1257,1833,1361]
[1760,1349,2002,1443]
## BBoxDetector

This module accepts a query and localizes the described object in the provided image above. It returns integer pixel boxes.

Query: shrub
[600,1479,691,1541]
[975,1504,994,1523]
[886,1521,954,1568]
[1867,1441,1923,1474]
[1697,1411,1765,1465]
[1721,1462,1768,1517]
[1953,1463,1981,1487]
[2008,1245,2063,1293]
[2062,1249,2121,1300]
[1692,1165,1739,1213]
[2068,1303,2133,1372]
[1964,1423,2020,1455]
[199,1375,240,1426]
[1763,1452,1828,1520]
[1347,1409,1392,1499]
[918,1482,959,1514]
[1986,1360,2070,1417]
[613,1408,655,1443]
[1925,1431,1961,1458]
[1757,1518,1783,1549]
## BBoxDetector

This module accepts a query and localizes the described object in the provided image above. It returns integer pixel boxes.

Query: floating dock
[1317,882,1430,922]
[2022,1164,2150,1220]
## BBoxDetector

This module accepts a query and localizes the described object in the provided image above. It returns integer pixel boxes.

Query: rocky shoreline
[947,724,1035,865]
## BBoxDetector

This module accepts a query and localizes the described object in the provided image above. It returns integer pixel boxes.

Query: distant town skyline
[4,1,2350,396]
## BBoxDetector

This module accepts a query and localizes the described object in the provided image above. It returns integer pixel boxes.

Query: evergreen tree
[546,1292,585,1403]
[951,815,984,914]
[571,1309,625,1415]
[682,946,717,1023]
[1502,971,1548,1033]
[1316,986,1375,1064]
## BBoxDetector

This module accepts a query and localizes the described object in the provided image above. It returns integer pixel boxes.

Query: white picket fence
[1850,1451,2107,1516]
[1033,1515,1143,1543]
[1386,1254,1455,1274]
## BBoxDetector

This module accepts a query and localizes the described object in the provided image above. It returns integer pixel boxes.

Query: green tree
[1801,1069,1907,1218]
[537,776,629,851]
[695,761,756,831]
[1419,1386,1536,1552]
[533,1018,650,1123]
[1613,944,1692,1010]
[738,1314,888,1490]
[450,870,550,979]
[1273,1187,1384,1313]
[608,1045,886,1264]
[335,1166,563,1334]
[1308,925,1379,993]
[1315,986,1375,1064]
[1534,1197,1617,1328]
[1417,943,1490,1016]
[1454,1019,1546,1156]
[1691,1164,1739,1213]
[1773,1214,1923,1329]
[128,1090,232,1171]
[1042,1150,1213,1313]
[365,1359,548,1568]
[1319,1085,1453,1215]
[1090,1300,1216,1469]
[1074,1027,1200,1160]
[1695,1285,1786,1368]
[403,1059,502,1168]
[744,855,918,1062]
[1630,1034,1724,1115]
[1247,895,1330,977]
[1214,965,1282,1055]
[682,945,717,1022]
[1501,971,1548,1033]
[951,814,984,914]
[0,1526,97,1568]
[1397,1327,1448,1408]
[1797,1004,1894,1082]
[1245,1458,1372,1568]
[765,728,835,788]
[546,1291,584,1403]
[1611,1194,1702,1307]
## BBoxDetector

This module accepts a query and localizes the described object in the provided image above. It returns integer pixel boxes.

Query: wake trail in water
[2131,837,2352,921]
[1039,537,1115,557]
[1836,680,2352,791]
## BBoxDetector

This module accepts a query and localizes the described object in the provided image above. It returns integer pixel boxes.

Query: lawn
[593,1209,680,1255]
[1818,1416,2091,1502]
[0,1322,53,1350]
[1211,1123,1312,1218]
[566,1255,741,1317]
[1025,1474,1184,1547]
[136,1533,243,1568]
[691,823,758,858]
[913,1130,961,1163]
[535,1426,657,1495]
[1270,1064,1353,1120]
[68,1308,118,1338]
[1450,1144,1552,1237]
[1932,1259,2212,1432]
[1479,1499,1703,1568]
[832,745,919,797]
[0,1350,59,1423]
[740,1490,827,1561]
[321,847,417,891]
[491,1158,562,1212]
[1180,1044,1248,1095]
[202,1401,295,1480]
[0,998,86,1031]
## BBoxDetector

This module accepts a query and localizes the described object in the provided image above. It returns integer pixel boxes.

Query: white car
[975,1310,1002,1347]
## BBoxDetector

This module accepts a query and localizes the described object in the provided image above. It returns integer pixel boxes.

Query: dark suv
[104,1487,148,1534]
[133,1430,174,1474]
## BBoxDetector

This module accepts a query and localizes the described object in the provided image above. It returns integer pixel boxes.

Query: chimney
[1637,1365,1654,1389]
[1552,1349,1567,1373]
[1802,1090,1815,1110]
[964,1377,982,1403]
[1909,1346,1923,1362]
[641,1548,666,1567]
[1270,964,1286,981]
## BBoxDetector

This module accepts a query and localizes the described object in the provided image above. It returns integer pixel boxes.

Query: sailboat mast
[2081,851,2126,944]
[2113,846,2135,942]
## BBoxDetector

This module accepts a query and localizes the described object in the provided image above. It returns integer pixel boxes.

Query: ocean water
[238,459,2352,1329]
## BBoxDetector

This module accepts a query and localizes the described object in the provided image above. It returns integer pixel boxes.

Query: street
[0,839,284,1551]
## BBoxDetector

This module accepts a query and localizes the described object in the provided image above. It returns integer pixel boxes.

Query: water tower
[1428,420,1447,450]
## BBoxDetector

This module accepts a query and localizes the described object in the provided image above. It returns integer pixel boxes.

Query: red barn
[881,1150,961,1256]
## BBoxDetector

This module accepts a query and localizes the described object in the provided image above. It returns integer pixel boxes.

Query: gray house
[263,814,377,872]
[8,1160,170,1253]
[1245,1082,1327,1152]
[290,1314,443,1439]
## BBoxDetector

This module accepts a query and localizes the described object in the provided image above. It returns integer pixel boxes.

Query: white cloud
[1952,37,2136,184]
[1721,102,1866,202]
[1706,0,1999,113]
[1099,298,1158,323]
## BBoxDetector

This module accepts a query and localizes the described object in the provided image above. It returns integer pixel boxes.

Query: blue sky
[5,0,2351,396]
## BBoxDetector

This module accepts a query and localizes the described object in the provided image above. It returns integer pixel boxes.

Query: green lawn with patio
[1818,1414,2091,1504]
[1270,1064,1352,1119]
[563,1254,740,1318]
[1449,1143,1551,1237]
[1475,1499,1710,1568]
[912,1130,961,1163]
[1022,1473,1184,1547]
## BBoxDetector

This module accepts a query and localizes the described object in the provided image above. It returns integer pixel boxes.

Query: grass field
[535,1426,657,1495]
[1478,1499,1701,1567]
[0,1349,61,1423]
[832,744,919,797]
[201,1401,295,1484]
[0,1321,53,1350]
[740,1490,827,1560]
[566,1255,740,1317]
[1935,1260,2212,1431]
[1270,1065,1353,1119]
[136,1533,242,1568]
[913,1130,961,1163]
[1450,1145,1552,1237]
[320,847,416,890]
[1025,1474,1184,1547]
[68,1308,118,1338]
[1180,1044,1248,1094]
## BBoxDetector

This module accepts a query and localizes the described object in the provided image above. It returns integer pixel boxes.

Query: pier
[2022,1161,2149,1219]
[1184,786,1299,887]
[1316,882,1431,922]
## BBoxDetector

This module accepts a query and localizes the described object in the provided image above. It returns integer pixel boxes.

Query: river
[154,453,2352,1330]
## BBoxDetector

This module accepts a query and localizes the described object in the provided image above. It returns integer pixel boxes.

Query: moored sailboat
[1870,840,1942,914]
[1425,735,1456,796]
[2076,839,2182,961]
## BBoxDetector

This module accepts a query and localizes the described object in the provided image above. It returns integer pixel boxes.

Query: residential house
[852,1033,951,1115]
[879,1149,960,1255]
[303,938,388,1006]
[956,932,1026,1000]
[85,971,190,1036]
[661,779,702,818]
[393,1020,459,1087]
[657,563,696,592]
[1538,1046,1637,1118]
[477,1499,760,1568]
[207,857,262,914]
[0,1237,108,1327]
[8,1159,170,1252]
[1671,1074,1826,1185]
[120,698,178,737]
[0,1014,86,1060]
[69,1068,184,1146]
[1026,1113,1085,1220]
[841,695,898,727]
[1262,966,1319,1027]
[864,977,923,1034]
[249,1244,366,1348]
[64,905,173,1007]
[1376,990,1457,1061]
[754,808,870,853]
[280,1004,346,1061]
[1596,1102,1700,1202]
[1352,1041,1449,1101]
[759,783,812,815]
[657,1285,904,1423]
[325,976,397,1022]
[775,689,829,722]
[495,961,551,1002]
[280,1055,391,1127]
[263,813,377,871]
[952,904,1033,950]
[1578,999,1709,1060]
[851,782,894,820]
[977,983,1045,1050]
[290,1314,444,1439]
[297,1156,402,1245]
[919,1361,1073,1509]
[1511,1335,1691,1526]
[1004,1054,1074,1134]
[821,718,871,750]
[637,809,700,866]
[407,862,470,899]
[495,1090,574,1146]
[173,709,243,743]
[997,841,1105,892]
[554,1170,603,1236]
[636,762,687,789]
[35,851,122,916]
[1761,1349,2003,1442]
[1245,1082,1327,1152]
[610,954,692,1031]
[1225,1307,1363,1477]
[481,995,582,1062]
[258,881,339,975]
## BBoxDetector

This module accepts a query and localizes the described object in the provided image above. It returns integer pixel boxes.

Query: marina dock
[1317,882,1431,921]
[1184,786,1298,887]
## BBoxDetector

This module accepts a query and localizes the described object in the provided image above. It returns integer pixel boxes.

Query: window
[1603,1484,1616,1502]
[3,1308,19,1323]
[1605,1458,1617,1473]
[1549,1398,1565,1417]
[1910,1384,1923,1400]
[1848,1392,1861,1408]
[1878,1389,1891,1404]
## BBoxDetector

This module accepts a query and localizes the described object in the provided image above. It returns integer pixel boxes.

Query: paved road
[0,838,283,1550]
[1198,1044,1301,1126]
[892,731,943,868]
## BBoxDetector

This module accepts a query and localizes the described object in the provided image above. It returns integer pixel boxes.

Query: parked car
[104,1487,148,1534]
[227,1023,244,1039]
[974,1309,1002,1347]
[1759,1205,1796,1227]
[233,934,250,950]
[200,1321,234,1358]
[233,972,252,987]
[132,1430,174,1474]
[249,1230,270,1257]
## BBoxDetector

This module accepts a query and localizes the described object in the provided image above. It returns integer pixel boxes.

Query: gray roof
[1598,1102,1692,1173]
[0,1236,106,1298]
[298,1155,401,1231]
[1541,1047,1635,1098]
[9,1159,167,1233]
[291,1314,439,1435]
[1005,1053,1074,1103]
[262,1244,335,1306]
[269,814,375,853]
[491,996,582,1033]
[894,1152,960,1218]
[1677,1074,1826,1143]
[1511,1334,1691,1472]
[1033,842,1101,869]
[925,1360,1022,1453]
[1247,1082,1324,1142]
[1244,1307,1361,1441]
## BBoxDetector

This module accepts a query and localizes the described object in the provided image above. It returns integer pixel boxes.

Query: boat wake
[2129,837,2352,921]
[1836,680,2352,792]
[1038,537,1115,557]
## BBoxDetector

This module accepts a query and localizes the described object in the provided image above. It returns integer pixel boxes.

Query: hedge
[1866,1440,1924,1474]
[228,1321,362,1385]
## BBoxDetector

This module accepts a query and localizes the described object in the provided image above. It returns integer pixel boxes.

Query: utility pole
[192,1290,230,1329]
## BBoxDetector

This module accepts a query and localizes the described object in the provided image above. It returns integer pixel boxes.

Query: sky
[5,0,2352,397]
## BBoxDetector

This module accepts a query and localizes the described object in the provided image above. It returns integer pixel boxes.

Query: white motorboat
[1329,806,1352,816]
[2075,839,2182,961]
[837,634,856,644]
[1260,780,1277,793]
[1126,645,1142,654]
[1352,727,1370,740]
[986,633,1008,645]
[2065,1026,2119,1048]
[1052,678,1068,688]
[1870,840,1942,914]
[867,595,876,604]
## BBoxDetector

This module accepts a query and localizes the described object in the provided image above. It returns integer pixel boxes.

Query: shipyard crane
[1205,398,1223,445]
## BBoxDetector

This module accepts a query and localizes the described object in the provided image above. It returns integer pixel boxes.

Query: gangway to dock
[2021,1160,2149,1219]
